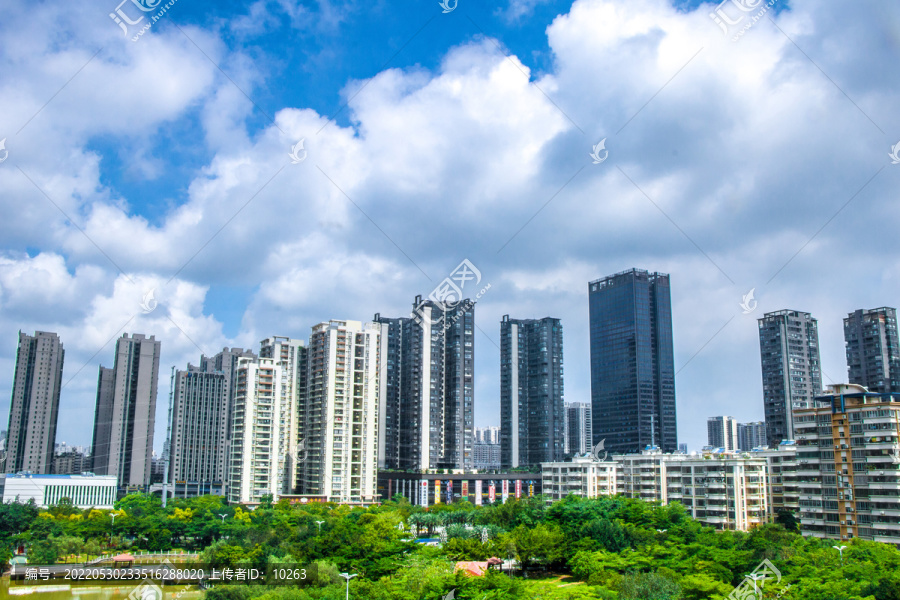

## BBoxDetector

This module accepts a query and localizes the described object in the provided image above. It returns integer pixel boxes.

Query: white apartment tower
[258,337,307,494]
[301,320,381,503]
[228,357,284,503]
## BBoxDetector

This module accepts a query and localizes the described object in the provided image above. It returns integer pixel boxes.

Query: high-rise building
[500,316,564,468]
[844,307,900,394]
[259,337,307,494]
[4,331,64,474]
[169,366,228,496]
[90,333,160,489]
[737,421,768,451]
[374,295,475,471]
[793,383,900,546]
[228,357,283,503]
[473,442,501,470]
[565,402,592,455]
[707,416,738,451]
[300,320,381,503]
[588,269,677,453]
[52,449,90,475]
[474,427,500,444]
[169,347,257,497]
[758,310,822,447]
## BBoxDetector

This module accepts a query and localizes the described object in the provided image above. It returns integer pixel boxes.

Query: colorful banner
[515,479,522,499]
[528,481,534,497]
[461,480,469,501]
[446,480,453,504]
[420,480,428,507]
[488,480,496,503]
[434,480,441,504]
[475,480,483,506]
[502,479,509,503]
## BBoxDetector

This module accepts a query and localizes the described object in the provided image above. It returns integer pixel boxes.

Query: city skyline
[2,0,900,458]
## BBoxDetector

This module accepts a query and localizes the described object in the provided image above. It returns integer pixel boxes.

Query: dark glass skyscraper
[500,316,564,468]
[844,307,900,393]
[588,269,677,454]
[374,295,475,471]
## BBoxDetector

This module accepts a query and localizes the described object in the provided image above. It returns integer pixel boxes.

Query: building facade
[377,470,541,506]
[52,450,90,475]
[259,337,307,494]
[707,416,739,451]
[90,333,160,489]
[541,455,618,502]
[374,296,475,471]
[565,402,592,455]
[738,421,768,451]
[589,269,677,453]
[674,455,769,531]
[4,331,64,474]
[758,310,822,447]
[475,427,500,445]
[500,316,564,468]
[473,442,501,470]
[0,473,117,509]
[168,365,229,497]
[794,383,900,547]
[844,307,900,394]
[300,320,381,503]
[228,357,283,503]
[751,442,799,522]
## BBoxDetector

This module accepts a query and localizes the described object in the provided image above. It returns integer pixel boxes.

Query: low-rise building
[541,454,617,502]
[0,473,117,508]
[676,454,769,531]
[751,441,799,522]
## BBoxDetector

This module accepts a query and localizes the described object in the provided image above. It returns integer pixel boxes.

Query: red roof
[112,554,136,562]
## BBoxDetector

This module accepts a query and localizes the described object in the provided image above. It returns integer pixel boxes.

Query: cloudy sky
[1,0,899,454]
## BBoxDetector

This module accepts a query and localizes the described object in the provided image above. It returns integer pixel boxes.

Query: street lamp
[833,545,848,565]
[338,572,357,600]
[315,520,325,533]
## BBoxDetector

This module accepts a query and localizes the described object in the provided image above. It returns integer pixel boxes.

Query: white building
[541,454,617,502]
[707,416,739,451]
[751,441,799,522]
[301,320,381,504]
[0,473,117,509]
[675,454,769,531]
[565,402,593,455]
[228,357,284,504]
[259,337,307,494]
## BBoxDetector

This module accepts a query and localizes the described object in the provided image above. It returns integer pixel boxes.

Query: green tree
[618,572,681,600]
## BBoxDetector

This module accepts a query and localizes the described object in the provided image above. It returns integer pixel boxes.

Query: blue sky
[1,0,898,456]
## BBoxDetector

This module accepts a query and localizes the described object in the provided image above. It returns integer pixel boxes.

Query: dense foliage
[2,493,899,599]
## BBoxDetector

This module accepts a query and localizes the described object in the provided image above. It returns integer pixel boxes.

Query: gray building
[737,421,767,451]
[168,347,255,497]
[52,450,90,475]
[565,402,592,455]
[374,295,475,471]
[475,426,500,444]
[5,331,65,474]
[473,442,501,470]
[90,333,160,489]
[758,310,822,447]
[588,269,677,453]
[844,307,900,394]
[500,316,564,468]
[707,416,738,451]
